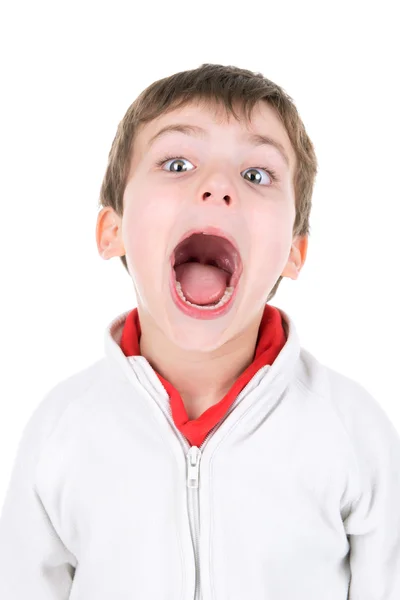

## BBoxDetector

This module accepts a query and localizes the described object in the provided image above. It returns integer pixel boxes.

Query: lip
[169,226,243,280]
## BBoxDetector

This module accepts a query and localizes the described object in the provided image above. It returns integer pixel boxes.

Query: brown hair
[98,63,318,302]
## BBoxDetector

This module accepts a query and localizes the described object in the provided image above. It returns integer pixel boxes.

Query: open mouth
[169,231,243,316]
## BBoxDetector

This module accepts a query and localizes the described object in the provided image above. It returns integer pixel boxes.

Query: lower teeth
[175,280,234,310]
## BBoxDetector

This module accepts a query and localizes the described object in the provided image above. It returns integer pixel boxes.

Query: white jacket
[1,307,400,599]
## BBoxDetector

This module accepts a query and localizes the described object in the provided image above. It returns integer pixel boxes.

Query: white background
[0,0,399,504]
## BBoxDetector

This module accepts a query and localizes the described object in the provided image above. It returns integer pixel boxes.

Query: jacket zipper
[187,446,201,600]
[133,360,270,600]
[186,425,218,600]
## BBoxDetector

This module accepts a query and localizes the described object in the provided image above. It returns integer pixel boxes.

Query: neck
[138,311,263,420]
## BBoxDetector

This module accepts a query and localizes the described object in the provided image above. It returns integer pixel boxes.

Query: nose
[199,167,235,206]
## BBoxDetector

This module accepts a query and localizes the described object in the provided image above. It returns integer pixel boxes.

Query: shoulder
[15,358,109,465]
[323,360,399,451]
[296,346,399,438]
[296,348,400,490]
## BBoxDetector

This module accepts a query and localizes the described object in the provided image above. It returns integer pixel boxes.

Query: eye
[157,156,195,173]
[241,167,277,185]
[155,155,279,185]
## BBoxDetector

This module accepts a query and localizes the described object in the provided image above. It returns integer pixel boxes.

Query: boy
[0,63,399,599]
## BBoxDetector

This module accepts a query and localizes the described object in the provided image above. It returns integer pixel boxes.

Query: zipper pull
[187,446,201,489]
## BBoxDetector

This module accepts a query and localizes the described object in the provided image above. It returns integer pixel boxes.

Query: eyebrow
[146,123,291,168]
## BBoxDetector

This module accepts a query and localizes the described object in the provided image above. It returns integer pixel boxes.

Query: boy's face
[97,99,307,352]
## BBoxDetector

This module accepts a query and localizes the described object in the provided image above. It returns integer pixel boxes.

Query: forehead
[132,98,295,171]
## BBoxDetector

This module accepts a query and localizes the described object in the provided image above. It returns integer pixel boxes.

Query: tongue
[174,262,230,306]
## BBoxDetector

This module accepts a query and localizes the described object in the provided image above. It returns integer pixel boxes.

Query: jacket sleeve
[343,391,400,599]
[0,395,77,599]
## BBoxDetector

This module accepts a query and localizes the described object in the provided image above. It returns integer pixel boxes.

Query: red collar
[119,304,287,446]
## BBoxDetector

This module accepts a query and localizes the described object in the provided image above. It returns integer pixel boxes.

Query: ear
[95,207,125,259]
[281,235,308,280]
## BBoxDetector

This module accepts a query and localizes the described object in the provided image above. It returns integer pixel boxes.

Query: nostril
[202,192,231,204]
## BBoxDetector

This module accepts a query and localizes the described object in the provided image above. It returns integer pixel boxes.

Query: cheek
[122,185,179,272]
[249,204,294,269]
[128,181,180,226]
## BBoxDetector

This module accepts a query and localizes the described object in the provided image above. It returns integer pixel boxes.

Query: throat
[184,395,220,420]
